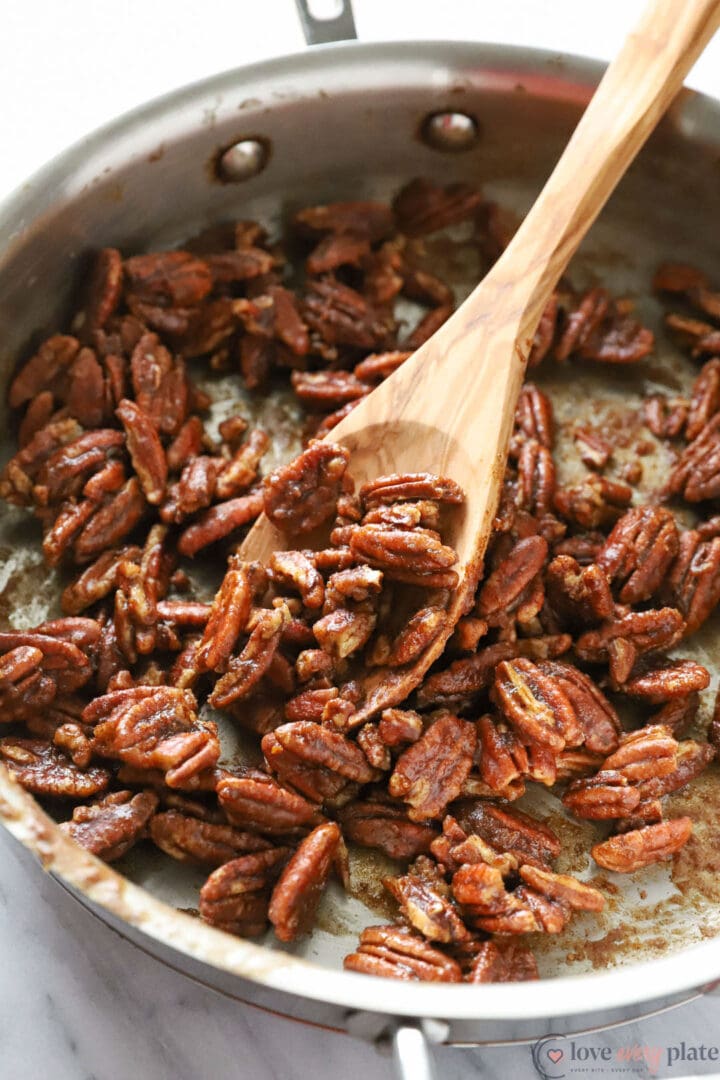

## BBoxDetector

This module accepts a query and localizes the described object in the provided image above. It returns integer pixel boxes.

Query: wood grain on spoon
[242,0,720,720]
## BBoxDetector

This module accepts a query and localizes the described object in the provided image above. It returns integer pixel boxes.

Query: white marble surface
[3,3,720,1079]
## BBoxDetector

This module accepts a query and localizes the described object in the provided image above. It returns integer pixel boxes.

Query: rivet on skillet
[422,111,479,152]
[217,139,268,182]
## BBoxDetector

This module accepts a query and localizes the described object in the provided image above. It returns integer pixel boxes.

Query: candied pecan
[124,251,212,307]
[642,394,688,439]
[72,477,146,564]
[0,737,110,799]
[177,490,263,557]
[63,347,108,427]
[385,871,470,944]
[34,427,125,506]
[388,714,476,821]
[665,530,720,635]
[215,429,269,500]
[343,924,462,982]
[264,442,349,536]
[360,472,464,509]
[451,861,514,909]
[75,248,123,337]
[368,607,447,668]
[209,605,288,708]
[267,721,377,784]
[18,391,56,448]
[268,821,343,941]
[545,555,614,627]
[195,557,253,674]
[553,475,632,529]
[666,414,720,502]
[476,714,528,792]
[477,535,548,622]
[455,800,561,868]
[166,416,204,472]
[294,200,394,243]
[378,709,423,747]
[130,333,188,437]
[563,770,641,820]
[162,456,224,522]
[306,232,371,275]
[356,725,391,770]
[605,724,678,783]
[207,247,275,283]
[416,635,572,708]
[685,358,720,441]
[520,863,605,911]
[537,662,620,755]
[622,656,710,702]
[404,303,453,349]
[291,370,369,409]
[513,383,554,449]
[149,810,273,866]
[354,351,412,383]
[651,693,699,736]
[61,789,158,861]
[87,686,220,788]
[393,178,484,236]
[8,335,81,410]
[312,609,375,661]
[349,525,457,580]
[467,941,539,983]
[592,818,692,872]
[493,658,579,751]
[304,278,392,350]
[323,566,383,613]
[61,545,142,615]
[576,608,685,684]
[597,506,678,605]
[515,440,556,518]
[664,312,720,356]
[338,799,436,859]
[573,427,612,470]
[268,551,324,610]
[528,295,558,368]
[217,772,321,835]
[199,847,292,937]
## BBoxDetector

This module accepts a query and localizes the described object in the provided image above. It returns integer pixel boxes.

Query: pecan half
[467,941,539,983]
[150,810,274,866]
[597,506,679,605]
[592,818,693,872]
[199,847,292,937]
[0,737,110,799]
[388,714,477,821]
[493,658,578,751]
[217,771,322,835]
[338,799,437,859]
[61,789,158,860]
[268,821,343,941]
[343,924,462,981]
[264,441,349,535]
[384,871,470,944]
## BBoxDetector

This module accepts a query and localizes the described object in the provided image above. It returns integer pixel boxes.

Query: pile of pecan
[0,177,718,985]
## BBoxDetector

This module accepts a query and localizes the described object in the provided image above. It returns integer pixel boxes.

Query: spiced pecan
[343,924,462,982]
[545,555,614,627]
[217,771,322,835]
[338,799,437,859]
[268,821,343,941]
[199,847,292,937]
[393,178,485,236]
[513,383,554,449]
[621,657,710,702]
[575,608,685,684]
[563,770,641,820]
[263,441,349,535]
[467,941,539,983]
[515,439,556,518]
[149,810,273,866]
[476,535,548,623]
[384,870,470,944]
[177,490,264,557]
[195,557,253,673]
[454,800,561,868]
[666,414,720,502]
[303,278,392,351]
[294,200,394,243]
[359,472,464,508]
[537,661,620,755]
[87,686,220,788]
[665,530,720,635]
[130,333,188,437]
[388,714,477,821]
[597,506,679,605]
[349,524,457,580]
[61,789,158,860]
[642,395,688,439]
[553,475,632,529]
[209,605,289,708]
[493,658,579,751]
[0,737,110,799]
[367,606,447,668]
[591,818,693,872]
[290,370,370,409]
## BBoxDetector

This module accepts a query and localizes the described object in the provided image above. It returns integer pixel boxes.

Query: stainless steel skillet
[1,1,720,1072]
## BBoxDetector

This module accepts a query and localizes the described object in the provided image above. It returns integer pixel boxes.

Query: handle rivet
[422,111,479,152]
[217,139,268,181]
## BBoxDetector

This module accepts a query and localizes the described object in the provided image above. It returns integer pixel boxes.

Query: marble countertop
[3,3,720,1079]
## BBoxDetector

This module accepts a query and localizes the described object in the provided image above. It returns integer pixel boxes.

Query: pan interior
[0,44,719,981]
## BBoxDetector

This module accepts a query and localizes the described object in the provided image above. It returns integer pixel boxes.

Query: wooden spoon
[241,0,720,721]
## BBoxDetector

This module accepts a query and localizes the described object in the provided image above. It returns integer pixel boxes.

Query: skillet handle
[294,0,358,44]
[391,1023,440,1080]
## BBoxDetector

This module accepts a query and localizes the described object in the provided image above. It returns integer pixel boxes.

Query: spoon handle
[474,0,720,346]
